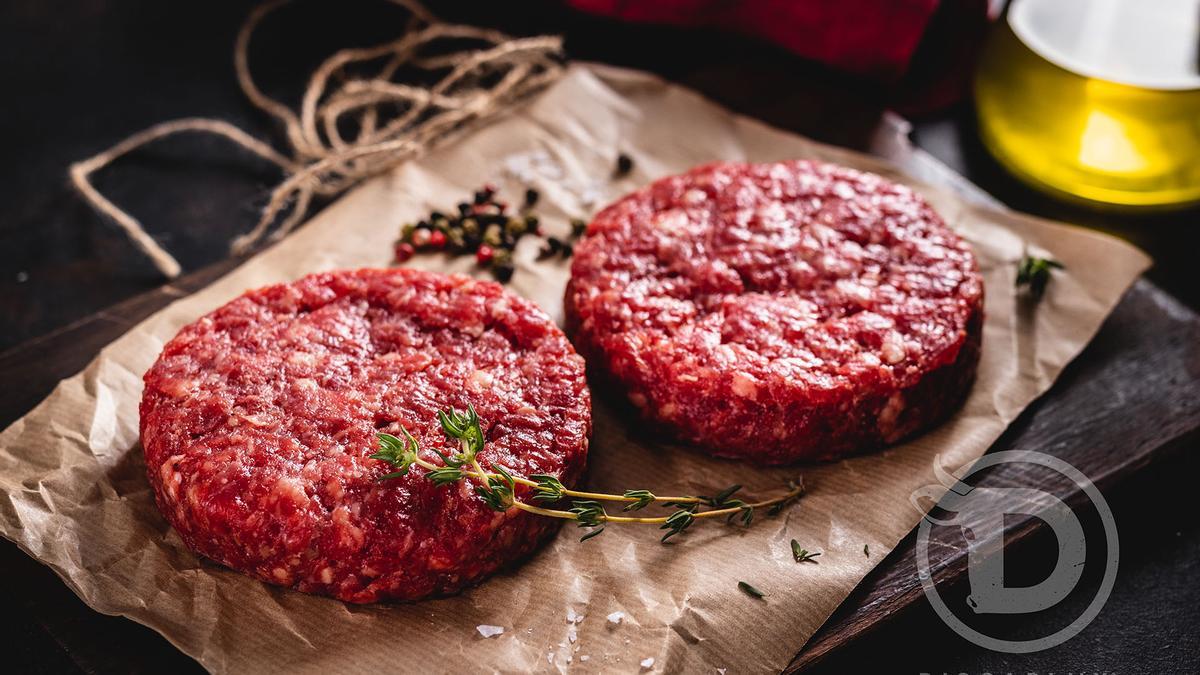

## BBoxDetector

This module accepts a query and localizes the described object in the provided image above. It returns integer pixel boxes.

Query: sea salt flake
[568,625,577,643]
[580,655,590,662]
[641,657,656,669]
[566,607,584,624]
[606,611,625,625]
[717,669,727,675]
[475,624,504,638]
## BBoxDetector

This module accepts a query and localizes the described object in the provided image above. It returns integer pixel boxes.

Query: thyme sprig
[1016,254,1065,300]
[372,405,805,543]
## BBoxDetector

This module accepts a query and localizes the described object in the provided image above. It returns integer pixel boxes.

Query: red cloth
[569,0,944,82]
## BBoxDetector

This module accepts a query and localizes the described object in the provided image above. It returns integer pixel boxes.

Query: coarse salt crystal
[641,657,655,669]
[476,625,504,638]
[607,611,625,625]
[566,607,584,623]
[568,625,577,643]
[580,655,590,662]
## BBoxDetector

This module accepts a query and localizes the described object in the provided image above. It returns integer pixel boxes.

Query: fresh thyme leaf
[431,447,464,468]
[579,526,605,542]
[436,404,485,459]
[569,500,607,528]
[738,505,754,527]
[371,430,419,479]
[1016,255,1065,300]
[491,464,515,489]
[475,484,508,511]
[663,500,701,513]
[702,484,742,508]
[622,489,656,511]
[473,463,516,511]
[531,474,566,502]
[426,465,465,486]
[738,581,766,599]
[790,540,821,563]
[660,509,695,542]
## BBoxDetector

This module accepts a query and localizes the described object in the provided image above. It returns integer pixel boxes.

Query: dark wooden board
[2,256,1199,673]
[787,277,1200,671]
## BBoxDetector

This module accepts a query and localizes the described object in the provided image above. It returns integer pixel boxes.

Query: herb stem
[373,406,806,544]
[557,489,701,505]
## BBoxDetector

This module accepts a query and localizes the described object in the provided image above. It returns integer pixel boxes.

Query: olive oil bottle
[975,0,1200,208]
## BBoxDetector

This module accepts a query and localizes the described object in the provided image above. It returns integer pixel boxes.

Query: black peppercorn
[493,263,515,283]
[561,243,574,258]
[524,188,539,208]
[570,218,587,238]
[615,153,634,176]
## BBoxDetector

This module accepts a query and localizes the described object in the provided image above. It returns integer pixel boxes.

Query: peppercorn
[394,241,415,262]
[411,228,432,248]
[492,263,515,283]
[483,224,503,247]
[492,248,513,266]
[615,153,634,176]
[457,202,472,215]
[474,184,496,204]
[505,216,527,238]
[476,245,495,266]
[428,230,447,249]
[432,216,451,233]
[400,223,417,242]
[561,242,574,258]
[525,215,540,235]
[570,218,587,238]
[546,237,564,253]
[524,188,539,208]
[461,218,480,236]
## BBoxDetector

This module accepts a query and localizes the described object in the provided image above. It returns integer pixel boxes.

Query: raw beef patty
[565,160,982,464]
[141,268,591,602]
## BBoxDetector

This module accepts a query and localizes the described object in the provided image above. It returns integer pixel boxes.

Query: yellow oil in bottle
[975,0,1200,208]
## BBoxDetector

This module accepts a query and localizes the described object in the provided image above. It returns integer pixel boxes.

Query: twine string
[69,0,565,278]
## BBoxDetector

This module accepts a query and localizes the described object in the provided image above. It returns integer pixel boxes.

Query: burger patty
[565,160,982,464]
[140,268,591,602]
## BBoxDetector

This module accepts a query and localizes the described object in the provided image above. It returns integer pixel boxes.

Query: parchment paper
[0,64,1150,674]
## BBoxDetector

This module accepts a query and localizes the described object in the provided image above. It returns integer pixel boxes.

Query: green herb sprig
[372,405,805,543]
[790,540,821,563]
[1016,255,1065,300]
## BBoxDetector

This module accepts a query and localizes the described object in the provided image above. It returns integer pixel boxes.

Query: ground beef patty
[141,268,590,603]
[565,160,982,464]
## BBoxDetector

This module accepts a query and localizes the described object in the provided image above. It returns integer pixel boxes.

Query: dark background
[1,1,1197,673]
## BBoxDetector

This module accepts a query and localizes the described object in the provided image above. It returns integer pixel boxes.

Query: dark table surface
[2,1,1197,673]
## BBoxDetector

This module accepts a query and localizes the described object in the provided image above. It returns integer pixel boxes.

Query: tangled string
[70,0,565,278]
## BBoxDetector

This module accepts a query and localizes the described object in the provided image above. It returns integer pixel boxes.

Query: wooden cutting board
[2,143,1198,673]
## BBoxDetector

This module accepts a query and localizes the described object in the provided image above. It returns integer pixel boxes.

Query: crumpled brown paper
[0,64,1150,674]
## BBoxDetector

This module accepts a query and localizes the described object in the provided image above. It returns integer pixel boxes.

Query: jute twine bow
[69,0,565,278]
